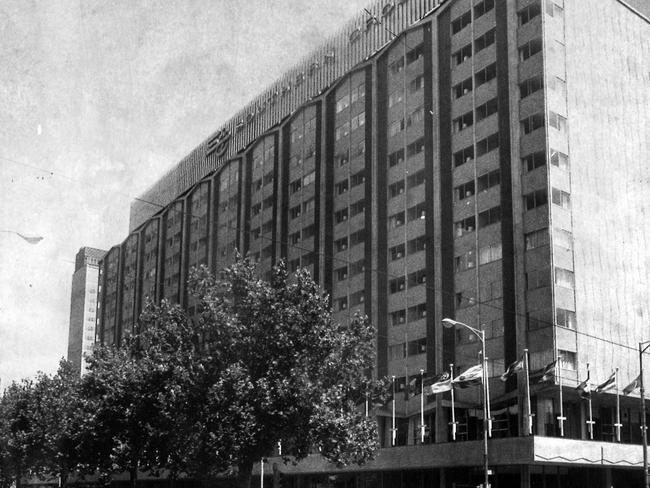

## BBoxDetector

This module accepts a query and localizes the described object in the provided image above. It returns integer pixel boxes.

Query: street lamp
[0,230,44,245]
[639,341,650,488]
[442,318,490,488]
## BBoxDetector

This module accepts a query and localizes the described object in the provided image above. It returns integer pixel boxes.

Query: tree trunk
[15,473,21,488]
[129,467,138,488]
[237,460,254,488]
[59,470,68,488]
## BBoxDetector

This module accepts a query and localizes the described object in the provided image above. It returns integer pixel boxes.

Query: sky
[0,0,371,387]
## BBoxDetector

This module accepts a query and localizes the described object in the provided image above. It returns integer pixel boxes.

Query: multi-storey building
[67,247,105,376]
[99,0,649,485]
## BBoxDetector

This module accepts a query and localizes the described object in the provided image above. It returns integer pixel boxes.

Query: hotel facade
[97,0,650,486]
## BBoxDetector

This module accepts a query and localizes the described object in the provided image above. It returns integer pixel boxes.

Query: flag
[576,377,591,400]
[428,378,452,395]
[534,360,557,383]
[595,372,616,393]
[500,355,524,382]
[452,364,483,388]
[405,375,420,400]
[623,375,641,395]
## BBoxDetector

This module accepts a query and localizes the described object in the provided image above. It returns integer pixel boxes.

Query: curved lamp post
[442,318,490,488]
[640,341,650,488]
[0,230,44,245]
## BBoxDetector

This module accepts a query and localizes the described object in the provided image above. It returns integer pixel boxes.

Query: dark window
[474,28,496,53]
[389,180,405,198]
[522,151,546,171]
[519,2,541,25]
[406,44,424,64]
[474,0,495,18]
[302,224,316,239]
[524,189,548,210]
[475,62,497,87]
[520,75,544,98]
[350,259,365,276]
[524,228,549,250]
[454,146,474,167]
[453,43,472,65]
[390,57,405,74]
[336,266,348,281]
[519,38,543,61]
[407,236,427,254]
[550,149,570,169]
[389,211,405,228]
[336,180,349,195]
[407,269,427,288]
[350,229,365,247]
[388,149,405,167]
[290,178,302,193]
[289,231,300,245]
[521,112,545,134]
[335,237,348,252]
[455,216,476,237]
[477,169,500,192]
[455,180,475,200]
[406,137,425,158]
[453,77,473,98]
[548,111,567,131]
[351,170,365,187]
[350,199,365,216]
[391,309,406,326]
[390,243,405,260]
[451,10,472,34]
[350,290,365,306]
[409,75,424,93]
[407,303,427,321]
[335,208,349,223]
[453,111,474,132]
[407,169,426,189]
[407,203,426,222]
[407,337,427,356]
[556,307,576,329]
[475,98,498,121]
[551,188,571,209]
[478,206,501,227]
[476,133,499,156]
[389,276,406,294]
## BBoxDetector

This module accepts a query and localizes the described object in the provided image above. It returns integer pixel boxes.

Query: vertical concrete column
[520,465,531,488]
[603,467,612,488]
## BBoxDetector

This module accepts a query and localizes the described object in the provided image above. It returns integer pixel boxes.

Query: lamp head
[442,318,460,329]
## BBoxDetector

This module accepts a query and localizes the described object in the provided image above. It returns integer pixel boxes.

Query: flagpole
[557,354,565,437]
[391,375,396,446]
[450,363,457,441]
[524,349,533,435]
[586,363,594,440]
[485,354,492,437]
[418,369,424,443]
[365,390,369,418]
[615,368,622,442]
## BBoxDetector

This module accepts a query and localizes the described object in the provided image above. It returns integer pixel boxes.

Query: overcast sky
[0,0,371,387]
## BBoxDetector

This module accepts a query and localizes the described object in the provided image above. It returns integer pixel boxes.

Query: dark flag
[623,375,641,395]
[500,355,524,382]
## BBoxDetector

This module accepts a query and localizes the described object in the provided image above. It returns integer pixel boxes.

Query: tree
[142,257,384,488]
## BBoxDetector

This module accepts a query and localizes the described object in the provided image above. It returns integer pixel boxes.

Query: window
[407,236,427,254]
[551,188,571,209]
[409,75,424,93]
[290,178,302,193]
[290,231,300,245]
[525,228,549,250]
[545,0,564,17]
[336,180,349,195]
[350,258,365,276]
[389,211,406,228]
[389,118,405,136]
[407,137,425,158]
[455,180,475,200]
[454,146,474,167]
[519,38,543,61]
[475,63,497,87]
[389,180,405,198]
[554,267,574,289]
[391,309,406,326]
[407,338,427,356]
[521,112,545,134]
[263,172,274,186]
[351,112,366,131]
[346,229,364,247]
[550,149,569,169]
[252,203,262,216]
[479,242,502,265]
[474,0,495,18]
[478,206,501,227]
[518,2,541,25]
[455,215,476,237]
[336,266,348,281]
[520,75,543,98]
[389,276,406,294]
[335,208,348,223]
[475,98,498,121]
[388,149,404,167]
[526,268,550,289]
[390,57,405,74]
[335,121,350,141]
[390,243,405,260]
[337,151,349,167]
[524,188,548,210]
[337,296,348,311]
[474,28,496,53]
[408,303,427,321]
[554,228,573,250]
[350,290,365,306]
[350,199,365,216]
[303,171,316,187]
[407,169,426,189]
[476,133,499,156]
[336,93,350,113]
[407,107,424,127]
[407,203,426,221]
[262,195,274,210]
[454,251,475,272]
[351,170,365,187]
[556,308,576,329]
[335,237,348,252]
[253,178,263,191]
[559,350,576,370]
[451,10,471,34]
[454,292,475,309]
[389,343,406,360]
[522,151,546,171]
[453,77,473,98]
[303,198,315,213]
[290,205,301,219]
[453,111,474,132]
[453,43,472,65]
[548,111,567,132]
[388,90,403,108]
[406,44,424,64]
[477,169,500,192]
[356,140,366,157]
